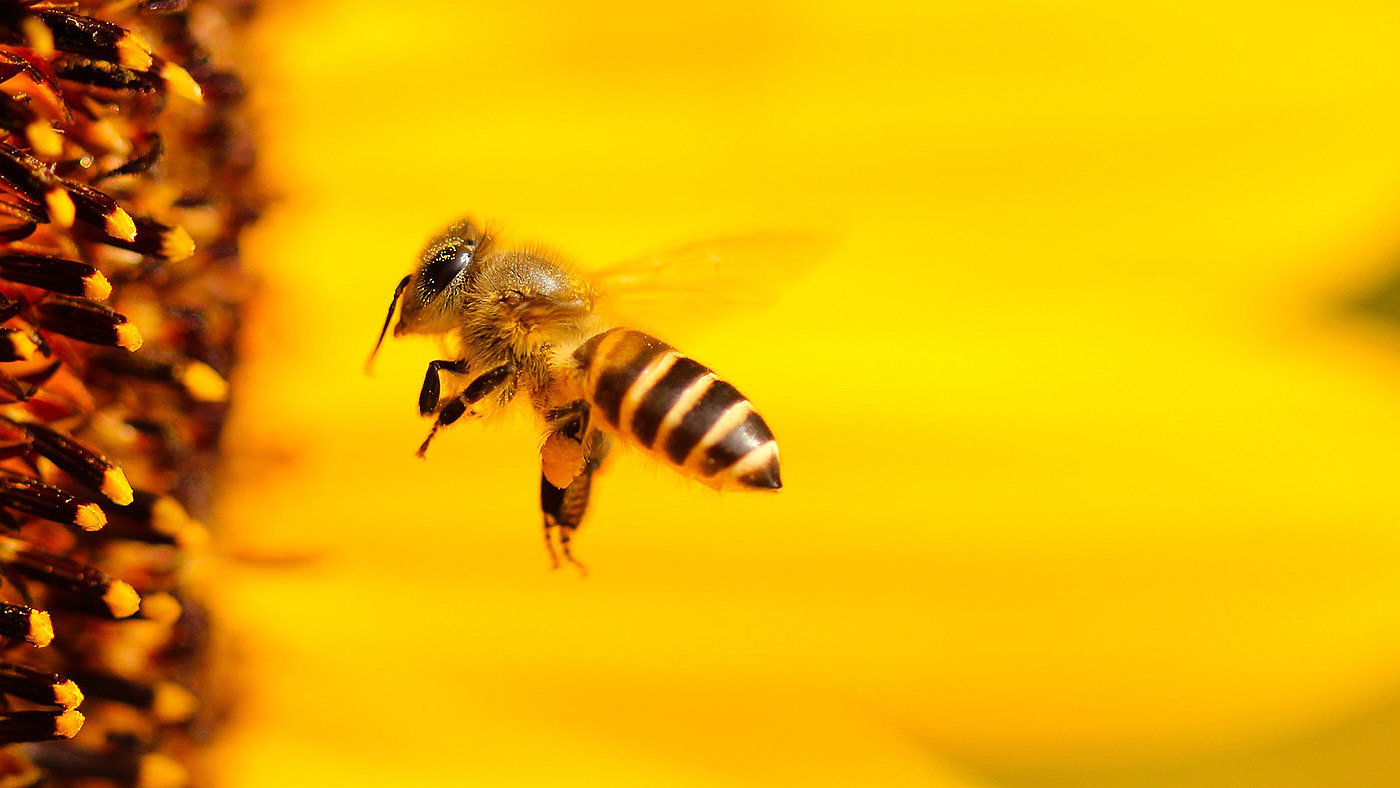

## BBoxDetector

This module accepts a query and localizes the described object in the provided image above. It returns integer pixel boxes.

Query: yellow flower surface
[215,1,1400,786]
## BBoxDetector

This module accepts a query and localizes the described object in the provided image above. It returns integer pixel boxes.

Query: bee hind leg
[415,362,517,457]
[541,471,591,577]
[540,429,611,576]
[541,400,589,488]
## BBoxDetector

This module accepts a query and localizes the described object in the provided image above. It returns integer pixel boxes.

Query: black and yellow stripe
[575,328,781,490]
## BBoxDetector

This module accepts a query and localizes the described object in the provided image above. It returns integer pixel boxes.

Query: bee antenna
[366,275,411,375]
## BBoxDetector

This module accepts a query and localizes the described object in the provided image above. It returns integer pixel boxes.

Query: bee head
[399,217,491,333]
[366,217,491,372]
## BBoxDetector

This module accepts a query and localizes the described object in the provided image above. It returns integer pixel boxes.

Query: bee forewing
[585,231,833,341]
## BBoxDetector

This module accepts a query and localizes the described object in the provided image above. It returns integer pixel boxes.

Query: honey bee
[367,217,804,571]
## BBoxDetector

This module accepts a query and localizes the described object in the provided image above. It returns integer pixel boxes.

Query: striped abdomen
[574,328,780,490]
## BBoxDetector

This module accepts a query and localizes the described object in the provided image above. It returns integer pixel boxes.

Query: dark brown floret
[0,602,51,646]
[32,295,141,350]
[33,11,152,71]
[0,474,106,531]
[2,420,131,504]
[0,663,80,707]
[0,709,82,744]
[0,253,109,299]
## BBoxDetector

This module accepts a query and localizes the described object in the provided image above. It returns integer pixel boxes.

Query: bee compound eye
[420,246,472,295]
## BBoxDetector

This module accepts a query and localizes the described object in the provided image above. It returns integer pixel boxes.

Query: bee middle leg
[415,362,517,457]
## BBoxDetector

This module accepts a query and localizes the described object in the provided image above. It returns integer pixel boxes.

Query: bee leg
[542,516,561,570]
[541,471,590,577]
[419,358,470,416]
[415,363,517,457]
[541,400,589,488]
[544,400,588,424]
[540,429,611,576]
[557,519,586,576]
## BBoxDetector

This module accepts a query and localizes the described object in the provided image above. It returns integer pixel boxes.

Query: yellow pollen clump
[85,270,113,301]
[44,189,74,229]
[162,225,197,262]
[53,679,82,709]
[161,62,204,105]
[26,610,51,647]
[180,361,228,403]
[20,17,53,57]
[24,121,61,157]
[101,467,134,506]
[107,207,138,242]
[53,709,83,739]
[115,32,153,72]
[74,503,106,531]
[103,580,141,619]
[6,332,36,361]
[115,322,144,351]
[137,753,188,788]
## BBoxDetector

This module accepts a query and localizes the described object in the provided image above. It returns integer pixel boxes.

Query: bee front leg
[541,428,611,575]
[415,363,517,457]
[419,359,471,416]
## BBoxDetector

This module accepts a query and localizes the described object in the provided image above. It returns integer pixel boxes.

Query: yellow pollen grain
[152,682,197,723]
[106,206,137,241]
[150,496,189,535]
[87,117,131,156]
[101,467,133,506]
[116,32,154,72]
[173,521,210,551]
[53,709,83,739]
[74,502,106,531]
[115,322,143,351]
[160,61,203,105]
[6,331,37,361]
[138,591,182,625]
[24,121,61,158]
[180,360,227,402]
[45,189,74,228]
[161,224,196,261]
[20,17,53,58]
[52,679,82,709]
[104,580,140,619]
[138,753,189,788]
[84,270,113,301]
[26,609,52,647]
[0,537,21,562]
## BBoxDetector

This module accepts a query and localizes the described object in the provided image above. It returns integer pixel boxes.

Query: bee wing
[585,231,833,340]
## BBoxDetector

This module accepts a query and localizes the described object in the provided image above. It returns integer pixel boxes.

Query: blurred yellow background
[209,1,1400,785]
